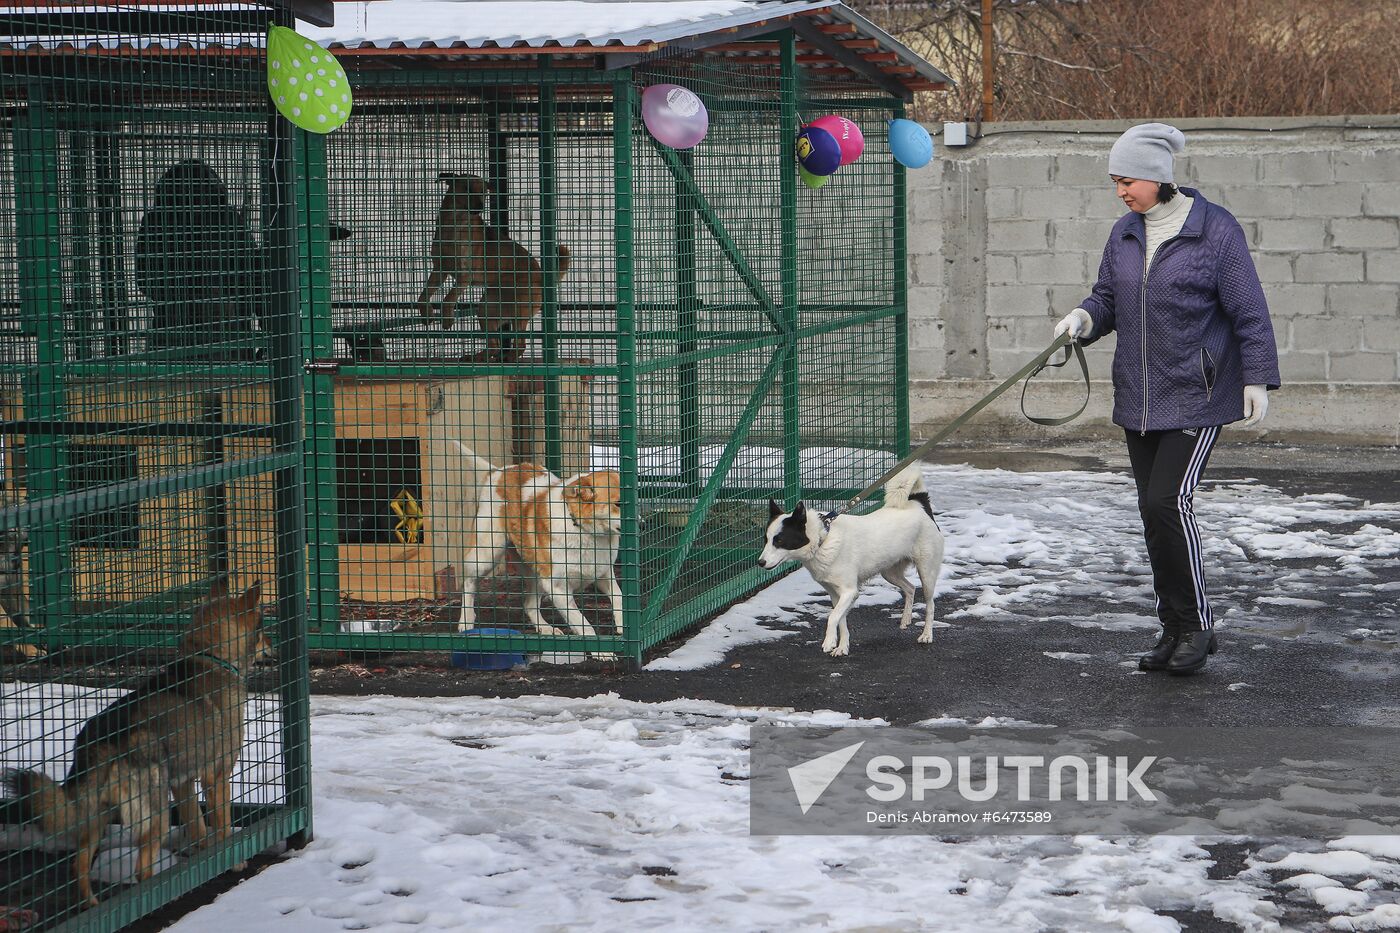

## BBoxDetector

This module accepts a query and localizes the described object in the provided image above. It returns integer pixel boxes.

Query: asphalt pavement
[314,441,1400,733]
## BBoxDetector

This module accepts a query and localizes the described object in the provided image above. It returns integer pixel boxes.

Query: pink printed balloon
[641,83,709,150]
[809,115,865,166]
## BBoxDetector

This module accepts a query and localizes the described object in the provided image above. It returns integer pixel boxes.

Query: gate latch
[303,358,341,375]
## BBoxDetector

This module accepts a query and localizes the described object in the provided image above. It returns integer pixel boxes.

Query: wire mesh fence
[0,4,311,929]
[309,38,907,663]
[0,10,909,925]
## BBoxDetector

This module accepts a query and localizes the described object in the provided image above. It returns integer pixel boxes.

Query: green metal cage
[304,37,911,664]
[0,4,314,929]
[0,3,918,924]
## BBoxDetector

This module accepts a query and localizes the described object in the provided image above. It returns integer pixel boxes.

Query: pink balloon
[809,115,865,166]
[641,84,709,150]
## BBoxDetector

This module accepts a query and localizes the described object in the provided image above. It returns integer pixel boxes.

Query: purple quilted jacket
[1078,187,1281,432]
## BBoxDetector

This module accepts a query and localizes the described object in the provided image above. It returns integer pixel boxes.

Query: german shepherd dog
[136,159,351,358]
[415,172,571,363]
[6,580,270,907]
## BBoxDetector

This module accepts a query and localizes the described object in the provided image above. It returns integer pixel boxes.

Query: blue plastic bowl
[451,628,527,671]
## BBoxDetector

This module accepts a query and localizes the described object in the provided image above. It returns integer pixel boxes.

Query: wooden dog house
[1,369,592,606]
[326,368,593,603]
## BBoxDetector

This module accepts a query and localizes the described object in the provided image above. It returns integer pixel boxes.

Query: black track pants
[1124,426,1222,634]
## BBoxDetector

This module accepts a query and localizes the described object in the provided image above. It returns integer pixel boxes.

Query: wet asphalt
[314,442,1400,734]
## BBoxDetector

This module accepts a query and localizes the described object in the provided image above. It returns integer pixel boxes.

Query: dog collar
[191,652,241,675]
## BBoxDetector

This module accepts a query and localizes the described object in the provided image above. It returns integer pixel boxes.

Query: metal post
[779,31,800,507]
[488,108,509,233]
[613,73,642,666]
[13,91,73,633]
[298,131,339,633]
[67,133,93,361]
[93,127,128,359]
[893,100,911,459]
[676,148,699,493]
[201,393,229,579]
[982,0,996,123]
[265,18,313,845]
[538,71,563,476]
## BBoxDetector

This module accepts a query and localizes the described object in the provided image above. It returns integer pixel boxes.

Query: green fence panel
[0,7,910,927]
[0,5,314,929]
[296,32,905,665]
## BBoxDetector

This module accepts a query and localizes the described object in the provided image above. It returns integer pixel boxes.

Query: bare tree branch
[999,48,1115,73]
[849,0,1400,123]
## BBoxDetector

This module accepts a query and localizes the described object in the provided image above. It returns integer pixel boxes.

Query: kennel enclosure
[0,0,956,667]
[0,0,949,926]
[298,0,952,660]
[0,0,330,928]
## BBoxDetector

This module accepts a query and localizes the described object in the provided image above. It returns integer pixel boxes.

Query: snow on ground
[644,572,825,672]
[645,462,1400,670]
[9,459,1399,931]
[156,691,1398,933]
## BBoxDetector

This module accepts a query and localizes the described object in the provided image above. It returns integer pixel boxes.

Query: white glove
[1053,308,1093,340]
[1242,385,1269,427]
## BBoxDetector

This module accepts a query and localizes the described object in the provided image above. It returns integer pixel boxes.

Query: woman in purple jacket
[1053,123,1281,676]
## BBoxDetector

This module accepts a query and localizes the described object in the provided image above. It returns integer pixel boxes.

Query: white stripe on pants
[1177,425,1220,630]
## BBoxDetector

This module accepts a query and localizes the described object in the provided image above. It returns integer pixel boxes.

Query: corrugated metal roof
[303,0,836,51]
[0,0,953,93]
[823,4,948,89]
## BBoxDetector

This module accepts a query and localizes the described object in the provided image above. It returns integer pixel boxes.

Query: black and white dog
[759,465,945,657]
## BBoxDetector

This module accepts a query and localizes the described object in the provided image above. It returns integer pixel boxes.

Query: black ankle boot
[1166,630,1218,676]
[1138,629,1181,671]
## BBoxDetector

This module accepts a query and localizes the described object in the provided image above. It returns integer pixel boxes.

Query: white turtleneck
[1142,191,1194,274]
[1068,189,1197,338]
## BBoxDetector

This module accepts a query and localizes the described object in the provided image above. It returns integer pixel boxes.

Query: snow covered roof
[0,0,951,96]
[306,0,825,51]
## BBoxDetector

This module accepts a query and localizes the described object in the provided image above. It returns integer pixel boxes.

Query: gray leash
[821,333,1089,527]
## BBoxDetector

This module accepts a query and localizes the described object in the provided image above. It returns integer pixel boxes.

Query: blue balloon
[795,126,841,176]
[888,118,934,169]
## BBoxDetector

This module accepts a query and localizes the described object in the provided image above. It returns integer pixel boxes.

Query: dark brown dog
[415,172,570,362]
[136,159,352,359]
[7,579,270,907]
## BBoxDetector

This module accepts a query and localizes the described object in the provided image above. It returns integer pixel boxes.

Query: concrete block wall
[908,116,1400,445]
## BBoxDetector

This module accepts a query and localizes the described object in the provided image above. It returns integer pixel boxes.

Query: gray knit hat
[1108,123,1186,183]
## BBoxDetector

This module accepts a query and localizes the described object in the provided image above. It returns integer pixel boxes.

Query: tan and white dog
[451,442,622,637]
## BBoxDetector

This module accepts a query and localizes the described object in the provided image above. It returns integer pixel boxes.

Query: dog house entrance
[336,438,424,545]
[69,444,141,549]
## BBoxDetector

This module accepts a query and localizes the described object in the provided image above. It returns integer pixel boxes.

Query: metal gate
[0,4,313,929]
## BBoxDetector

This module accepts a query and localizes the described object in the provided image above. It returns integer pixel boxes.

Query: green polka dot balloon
[267,25,353,134]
